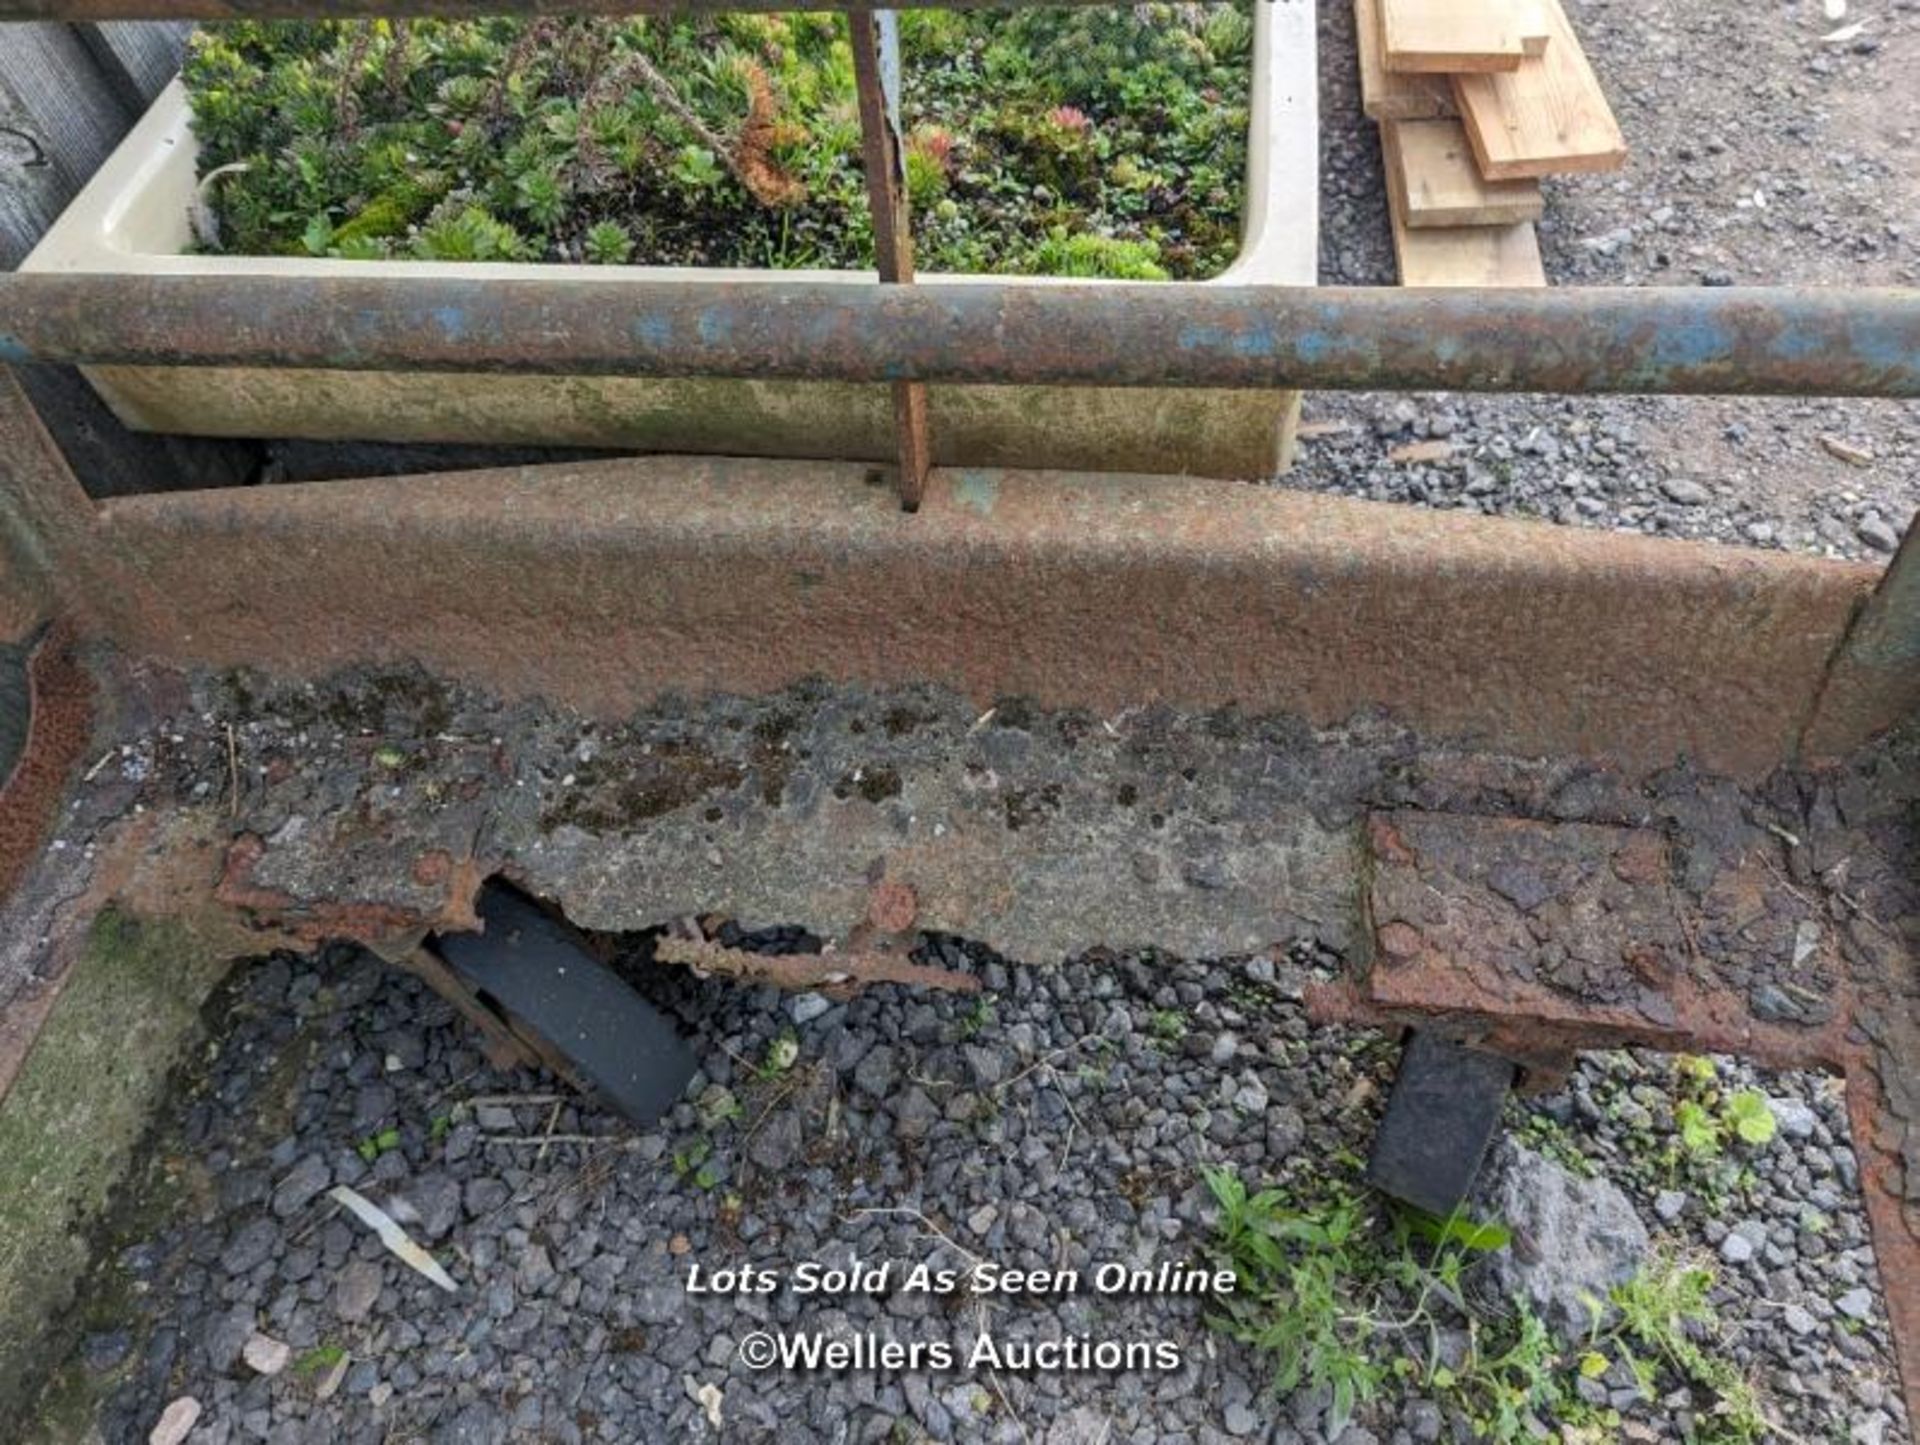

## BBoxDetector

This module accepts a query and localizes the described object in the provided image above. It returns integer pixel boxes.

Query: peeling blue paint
[953,470,998,517]
[1821,320,1911,382]
[632,315,674,350]
[1177,323,1280,360]
[1294,330,1335,364]
[1646,315,1736,372]
[430,305,469,343]
[697,308,734,346]
[1766,325,1825,363]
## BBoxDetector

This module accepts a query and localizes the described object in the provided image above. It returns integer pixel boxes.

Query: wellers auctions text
[760,1331,1185,1373]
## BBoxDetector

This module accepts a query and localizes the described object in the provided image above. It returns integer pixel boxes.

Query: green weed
[956,998,996,1040]
[672,1137,721,1190]
[1148,1008,1189,1046]
[1201,1166,1770,1443]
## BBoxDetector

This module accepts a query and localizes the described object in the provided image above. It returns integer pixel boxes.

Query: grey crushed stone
[271,1155,330,1219]
[1283,0,1918,563]
[34,942,1911,1445]
[1468,1137,1650,1343]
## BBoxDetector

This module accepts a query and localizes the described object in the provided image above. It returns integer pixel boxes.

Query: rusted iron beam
[0,0,1108,16]
[3,274,1918,397]
[80,459,1880,776]
[848,8,931,512]
[655,935,979,995]
[0,626,91,909]
[0,369,98,639]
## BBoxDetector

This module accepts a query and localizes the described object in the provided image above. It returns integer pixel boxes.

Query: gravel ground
[1284,0,1920,562]
[29,939,1911,1444]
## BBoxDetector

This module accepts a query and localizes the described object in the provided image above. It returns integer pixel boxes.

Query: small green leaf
[301,213,334,256]
[295,1343,346,1374]
[1675,1099,1719,1154]
[1579,1351,1610,1379]
[764,1032,799,1074]
[1678,1054,1717,1085]
[1203,1165,1244,1213]
[1399,1204,1513,1253]
[1724,1091,1777,1147]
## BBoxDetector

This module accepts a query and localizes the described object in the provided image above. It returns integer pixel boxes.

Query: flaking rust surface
[1339,744,1920,1425]
[0,627,91,908]
[1368,813,1690,1027]
[1361,810,1845,1057]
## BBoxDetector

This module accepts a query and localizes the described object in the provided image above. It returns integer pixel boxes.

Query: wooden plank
[1382,117,1544,228]
[1380,0,1528,73]
[1453,0,1628,179]
[0,24,130,223]
[1355,0,1455,122]
[77,22,191,110]
[1386,159,1547,287]
[1518,0,1552,54]
[0,84,78,273]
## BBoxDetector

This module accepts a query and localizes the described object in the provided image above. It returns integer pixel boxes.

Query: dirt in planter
[183,5,1254,280]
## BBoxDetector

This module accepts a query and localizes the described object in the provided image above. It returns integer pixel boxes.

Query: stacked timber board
[1357,0,1626,286]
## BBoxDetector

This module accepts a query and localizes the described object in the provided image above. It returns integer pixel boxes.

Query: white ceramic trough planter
[24,2,1318,477]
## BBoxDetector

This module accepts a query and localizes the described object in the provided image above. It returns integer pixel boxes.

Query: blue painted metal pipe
[0,273,1916,397]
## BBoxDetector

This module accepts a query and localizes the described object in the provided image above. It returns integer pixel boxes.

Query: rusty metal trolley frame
[2,0,1919,1428]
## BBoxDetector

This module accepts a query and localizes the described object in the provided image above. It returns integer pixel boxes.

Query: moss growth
[541,735,748,831]
[832,764,902,803]
[183,6,1252,279]
[0,910,234,1420]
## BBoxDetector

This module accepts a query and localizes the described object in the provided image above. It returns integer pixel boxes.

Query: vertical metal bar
[0,364,173,654]
[1800,514,1920,759]
[0,366,100,636]
[849,8,931,512]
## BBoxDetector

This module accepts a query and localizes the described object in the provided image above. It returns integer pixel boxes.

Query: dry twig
[655,936,979,996]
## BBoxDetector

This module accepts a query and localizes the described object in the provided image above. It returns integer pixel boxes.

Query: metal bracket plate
[1366,1029,1515,1217]
[433,883,697,1126]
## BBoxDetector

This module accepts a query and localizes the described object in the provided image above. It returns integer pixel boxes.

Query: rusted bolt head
[412,851,453,887]
[1377,921,1424,962]
[866,878,918,934]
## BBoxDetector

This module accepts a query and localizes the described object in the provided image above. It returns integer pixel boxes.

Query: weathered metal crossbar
[0,274,1916,396]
